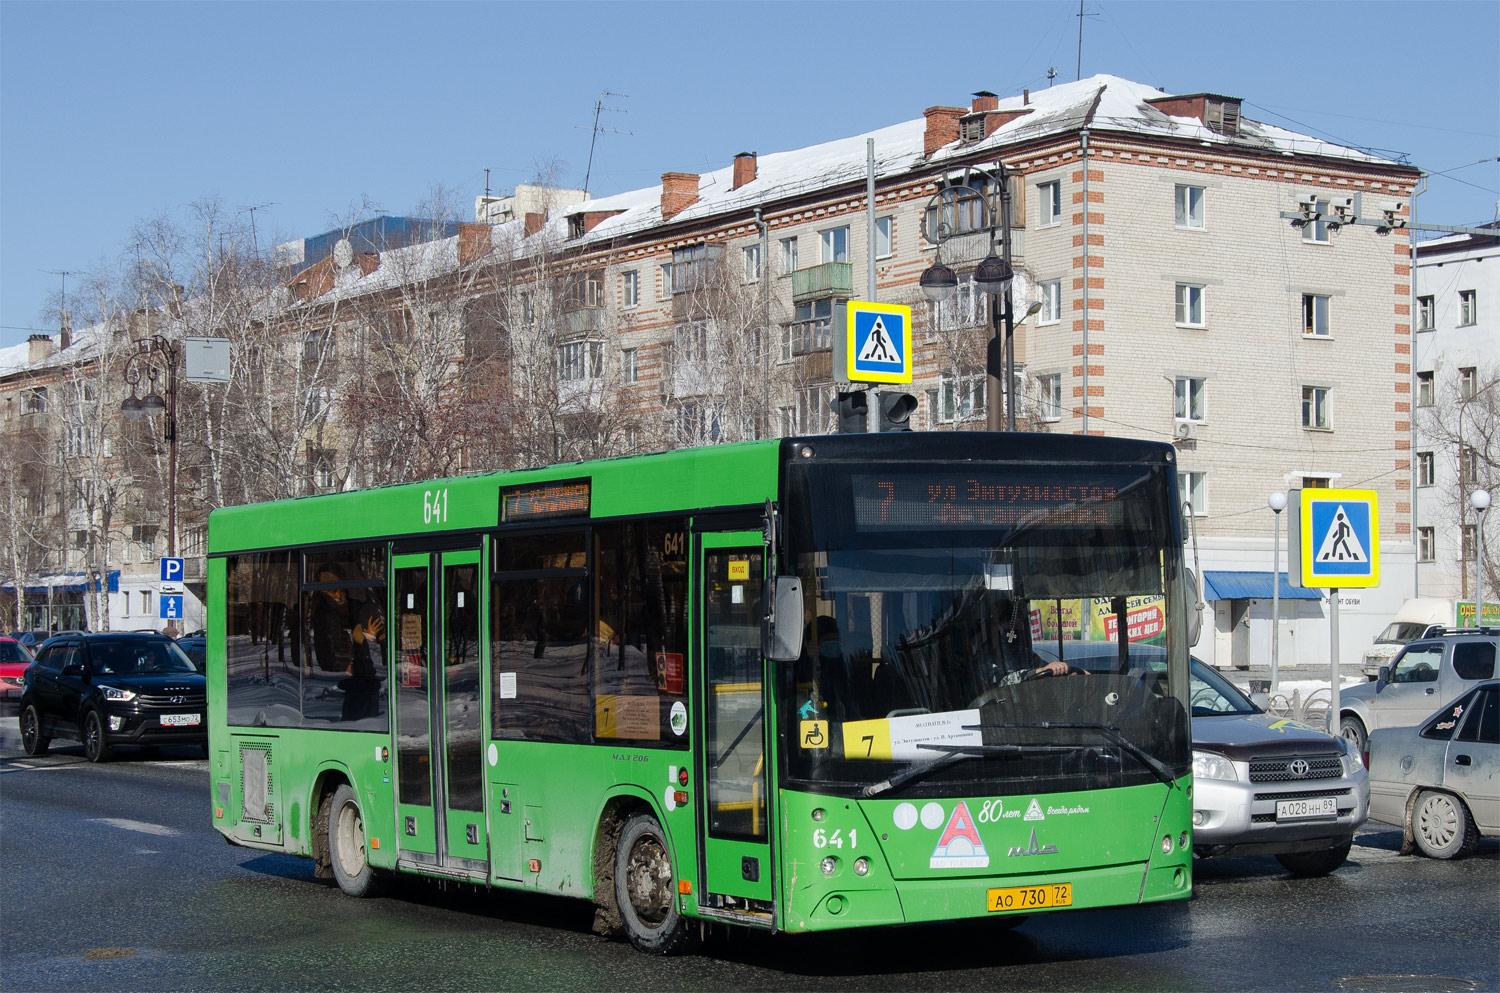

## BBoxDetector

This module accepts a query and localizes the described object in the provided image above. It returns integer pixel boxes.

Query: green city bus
[207,431,1194,952]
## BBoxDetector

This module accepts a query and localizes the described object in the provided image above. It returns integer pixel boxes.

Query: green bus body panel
[206,441,782,553]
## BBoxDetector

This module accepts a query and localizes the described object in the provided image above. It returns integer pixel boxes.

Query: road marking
[1350,844,1405,865]
[88,817,181,837]
[0,761,82,774]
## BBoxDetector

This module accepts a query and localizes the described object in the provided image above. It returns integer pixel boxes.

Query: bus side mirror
[764,576,804,661]
[1184,568,1203,647]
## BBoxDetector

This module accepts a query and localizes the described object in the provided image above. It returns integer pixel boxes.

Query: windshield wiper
[860,743,1072,798]
[969,721,1180,789]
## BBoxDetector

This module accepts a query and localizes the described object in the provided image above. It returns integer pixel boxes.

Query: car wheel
[328,784,382,897]
[614,811,700,955]
[1411,789,1480,860]
[1275,841,1351,876]
[83,709,111,763]
[1338,714,1367,759]
[20,704,50,756]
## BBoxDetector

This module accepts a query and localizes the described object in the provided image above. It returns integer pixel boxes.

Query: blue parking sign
[160,558,184,583]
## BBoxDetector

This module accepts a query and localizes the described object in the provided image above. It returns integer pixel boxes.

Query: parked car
[175,635,206,672]
[0,637,34,701]
[15,631,50,652]
[1361,599,1454,680]
[18,632,206,762]
[1340,628,1499,756]
[1367,680,1498,859]
[1034,642,1369,875]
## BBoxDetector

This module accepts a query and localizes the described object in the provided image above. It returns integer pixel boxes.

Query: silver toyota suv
[1340,628,1499,757]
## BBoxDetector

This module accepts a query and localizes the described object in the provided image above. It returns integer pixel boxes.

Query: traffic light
[877,392,917,432]
[833,390,868,434]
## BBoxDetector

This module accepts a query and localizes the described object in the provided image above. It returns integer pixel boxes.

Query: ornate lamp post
[120,335,179,558]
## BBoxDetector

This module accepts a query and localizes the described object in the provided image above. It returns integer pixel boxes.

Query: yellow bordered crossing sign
[846,301,912,384]
[1288,487,1381,589]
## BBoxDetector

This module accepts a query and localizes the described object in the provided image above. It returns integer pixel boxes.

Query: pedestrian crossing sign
[1289,488,1381,588]
[846,301,912,384]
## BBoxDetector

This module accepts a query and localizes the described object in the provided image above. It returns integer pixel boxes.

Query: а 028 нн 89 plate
[160,714,201,727]
[987,882,1072,911]
[1276,797,1336,820]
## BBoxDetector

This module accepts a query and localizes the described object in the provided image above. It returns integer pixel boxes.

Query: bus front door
[391,549,488,879]
[695,532,773,915]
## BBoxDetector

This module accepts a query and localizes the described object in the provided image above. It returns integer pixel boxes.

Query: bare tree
[1417,360,1499,599]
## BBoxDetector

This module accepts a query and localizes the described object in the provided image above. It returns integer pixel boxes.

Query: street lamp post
[1268,491,1287,693]
[120,335,179,559]
[1474,489,1491,627]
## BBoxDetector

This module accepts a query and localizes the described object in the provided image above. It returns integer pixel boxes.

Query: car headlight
[1336,737,1365,775]
[1192,750,1238,782]
[100,685,137,702]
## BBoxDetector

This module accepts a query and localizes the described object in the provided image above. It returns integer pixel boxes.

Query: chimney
[923,105,965,156]
[733,152,758,190]
[661,172,700,219]
[457,223,492,267]
[1023,88,1030,106]
[27,334,54,365]
[524,212,546,237]
[971,91,999,113]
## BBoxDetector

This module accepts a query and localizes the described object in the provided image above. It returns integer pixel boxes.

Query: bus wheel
[329,784,382,898]
[615,812,699,955]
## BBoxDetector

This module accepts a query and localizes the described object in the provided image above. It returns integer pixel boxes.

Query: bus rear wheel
[615,812,699,955]
[328,784,383,898]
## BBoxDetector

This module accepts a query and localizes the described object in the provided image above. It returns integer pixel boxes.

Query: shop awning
[0,570,119,595]
[1203,570,1320,601]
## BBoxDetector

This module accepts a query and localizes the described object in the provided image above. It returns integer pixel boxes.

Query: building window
[1175,185,1205,228]
[1417,451,1435,487]
[671,244,720,294]
[820,226,849,265]
[782,299,834,360]
[1302,293,1331,337]
[743,244,761,283]
[1302,476,1330,489]
[794,385,831,434]
[1175,283,1205,327]
[660,264,673,299]
[1038,180,1062,226]
[1178,470,1206,516]
[1462,525,1478,561]
[1461,446,1479,485]
[22,388,46,415]
[1417,371,1435,406]
[1302,385,1331,430]
[1303,199,1331,243]
[875,217,893,259]
[1417,295,1435,331]
[780,237,798,274]
[622,270,638,308]
[620,348,638,385]
[558,340,603,382]
[938,368,986,424]
[1039,280,1062,324]
[1418,526,1435,562]
[303,329,331,363]
[1459,289,1477,326]
[141,590,153,616]
[1459,366,1477,400]
[1174,377,1205,422]
[1038,373,1062,421]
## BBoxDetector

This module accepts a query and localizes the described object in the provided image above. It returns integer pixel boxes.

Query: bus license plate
[1276,796,1337,820]
[987,883,1072,912]
[160,714,201,727]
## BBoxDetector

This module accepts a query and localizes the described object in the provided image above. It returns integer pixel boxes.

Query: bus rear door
[695,531,773,917]
[391,548,488,879]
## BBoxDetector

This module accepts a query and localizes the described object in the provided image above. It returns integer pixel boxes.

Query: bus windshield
[781,456,1190,798]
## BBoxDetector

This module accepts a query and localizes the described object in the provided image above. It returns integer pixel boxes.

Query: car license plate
[1276,796,1337,820]
[987,883,1072,912]
[160,713,201,727]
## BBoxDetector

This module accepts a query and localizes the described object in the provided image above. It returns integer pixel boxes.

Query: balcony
[658,342,725,401]
[564,307,605,335]
[791,261,853,302]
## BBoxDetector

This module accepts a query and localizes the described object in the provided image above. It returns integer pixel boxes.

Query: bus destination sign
[501,479,591,522]
[851,473,1124,530]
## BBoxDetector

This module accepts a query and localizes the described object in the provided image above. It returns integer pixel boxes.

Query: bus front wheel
[614,812,699,955]
[328,784,383,898]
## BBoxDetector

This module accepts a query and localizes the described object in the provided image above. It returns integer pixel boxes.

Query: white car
[1367,680,1499,859]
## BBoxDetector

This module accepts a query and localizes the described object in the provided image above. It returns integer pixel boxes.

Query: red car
[0,637,34,701]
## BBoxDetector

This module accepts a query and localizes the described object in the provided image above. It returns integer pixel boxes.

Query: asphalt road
[1,718,1496,993]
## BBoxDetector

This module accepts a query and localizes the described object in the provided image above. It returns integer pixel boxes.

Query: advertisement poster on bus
[1030,596,1166,646]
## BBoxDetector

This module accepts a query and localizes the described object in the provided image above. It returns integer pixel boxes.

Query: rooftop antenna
[1076,1,1099,81]
[577,91,632,197]
[484,167,492,200]
[1047,66,1057,87]
[237,202,275,256]
[42,269,81,327]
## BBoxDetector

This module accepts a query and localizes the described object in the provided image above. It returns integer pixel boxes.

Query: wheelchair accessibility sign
[1290,488,1380,588]
[846,301,912,384]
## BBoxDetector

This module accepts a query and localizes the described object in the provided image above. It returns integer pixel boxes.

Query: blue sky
[2,0,1496,348]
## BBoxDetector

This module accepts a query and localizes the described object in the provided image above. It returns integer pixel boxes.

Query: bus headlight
[1192,750,1236,782]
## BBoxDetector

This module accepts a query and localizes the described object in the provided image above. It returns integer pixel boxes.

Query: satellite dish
[333,238,354,269]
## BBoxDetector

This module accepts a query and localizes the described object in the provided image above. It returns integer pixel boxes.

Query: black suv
[18,633,206,762]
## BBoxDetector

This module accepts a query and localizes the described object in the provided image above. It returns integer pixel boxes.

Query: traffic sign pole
[1329,589,1340,734]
